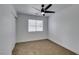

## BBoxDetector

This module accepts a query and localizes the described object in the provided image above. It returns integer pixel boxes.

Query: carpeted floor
[12,39,76,55]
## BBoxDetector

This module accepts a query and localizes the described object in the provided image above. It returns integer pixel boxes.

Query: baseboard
[49,38,78,55]
[16,38,48,43]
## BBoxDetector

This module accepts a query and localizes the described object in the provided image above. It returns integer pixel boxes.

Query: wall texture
[16,13,48,42]
[48,5,79,54]
[0,5,16,55]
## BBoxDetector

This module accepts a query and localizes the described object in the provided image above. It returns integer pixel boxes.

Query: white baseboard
[49,38,79,54]
[16,38,48,43]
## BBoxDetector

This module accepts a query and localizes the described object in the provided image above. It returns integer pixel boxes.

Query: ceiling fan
[32,4,55,16]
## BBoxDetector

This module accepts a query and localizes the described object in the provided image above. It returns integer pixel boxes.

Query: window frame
[28,19,43,32]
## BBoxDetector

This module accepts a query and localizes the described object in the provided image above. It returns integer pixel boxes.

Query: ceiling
[13,4,72,17]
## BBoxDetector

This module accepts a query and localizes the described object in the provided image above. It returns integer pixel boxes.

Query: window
[28,19,43,32]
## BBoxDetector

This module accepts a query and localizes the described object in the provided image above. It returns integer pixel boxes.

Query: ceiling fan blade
[45,11,55,13]
[32,7,40,12]
[45,4,52,10]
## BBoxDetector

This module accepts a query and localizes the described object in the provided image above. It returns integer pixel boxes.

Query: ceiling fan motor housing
[42,4,44,7]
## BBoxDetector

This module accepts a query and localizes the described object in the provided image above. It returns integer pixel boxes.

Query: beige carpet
[12,39,76,55]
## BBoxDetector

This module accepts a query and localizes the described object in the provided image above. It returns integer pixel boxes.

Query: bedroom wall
[16,13,48,42]
[0,5,16,55]
[48,5,79,54]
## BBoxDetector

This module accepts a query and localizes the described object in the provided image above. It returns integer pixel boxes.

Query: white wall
[49,5,79,54]
[16,13,48,42]
[0,5,16,55]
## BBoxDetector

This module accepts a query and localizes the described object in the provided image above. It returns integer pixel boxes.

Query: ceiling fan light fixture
[41,12,45,15]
